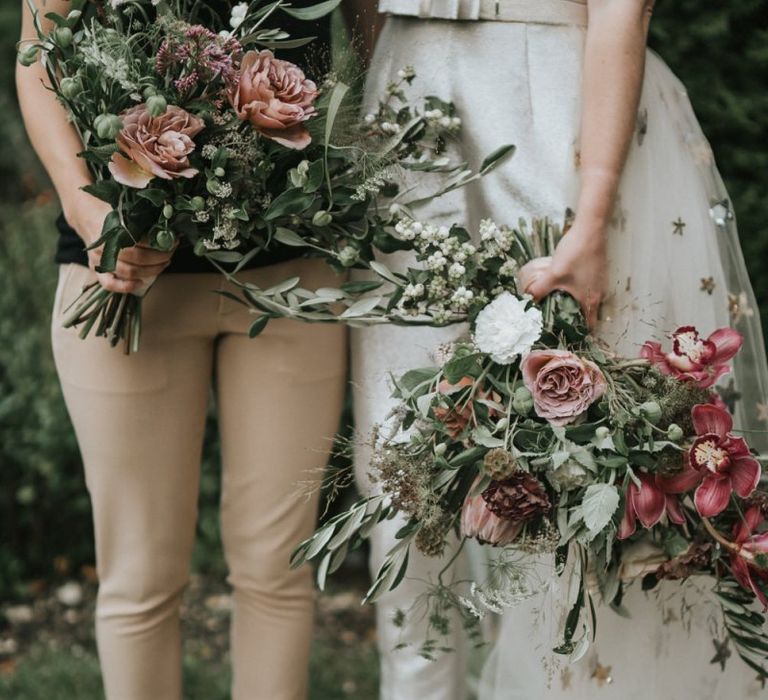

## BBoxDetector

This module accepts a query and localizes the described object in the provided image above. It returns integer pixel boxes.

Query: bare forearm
[16,0,95,235]
[576,0,654,233]
[341,0,384,64]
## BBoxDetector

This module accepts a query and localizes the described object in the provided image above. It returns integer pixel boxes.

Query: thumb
[523,270,556,303]
[518,257,552,300]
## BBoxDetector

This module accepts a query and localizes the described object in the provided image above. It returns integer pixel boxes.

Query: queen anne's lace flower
[473,292,542,364]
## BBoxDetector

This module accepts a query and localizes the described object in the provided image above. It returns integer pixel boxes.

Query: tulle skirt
[352,7,768,699]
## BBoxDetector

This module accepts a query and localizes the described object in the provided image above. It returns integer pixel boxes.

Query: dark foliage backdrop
[0,1,767,597]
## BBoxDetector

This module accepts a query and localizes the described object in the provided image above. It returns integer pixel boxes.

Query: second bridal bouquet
[20,0,510,351]
[289,217,768,677]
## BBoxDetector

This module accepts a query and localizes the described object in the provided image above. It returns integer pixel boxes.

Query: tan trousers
[51,259,347,700]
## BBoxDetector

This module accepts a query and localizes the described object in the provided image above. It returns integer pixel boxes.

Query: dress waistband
[379,0,588,26]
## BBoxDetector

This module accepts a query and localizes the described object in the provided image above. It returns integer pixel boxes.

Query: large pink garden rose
[521,349,607,426]
[108,104,205,189]
[229,50,318,150]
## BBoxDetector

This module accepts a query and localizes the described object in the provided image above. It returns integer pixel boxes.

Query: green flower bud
[666,423,684,442]
[95,114,123,140]
[434,442,447,457]
[289,161,310,188]
[595,426,611,440]
[162,204,174,220]
[54,27,73,48]
[495,417,509,431]
[143,86,158,99]
[59,77,82,100]
[312,210,333,227]
[156,229,176,251]
[146,94,168,118]
[193,239,207,256]
[17,45,39,67]
[214,167,226,178]
[512,386,534,415]
[191,196,206,211]
[338,245,359,267]
[639,400,662,425]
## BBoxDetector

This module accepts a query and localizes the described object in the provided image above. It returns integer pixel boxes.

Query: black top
[55,3,332,273]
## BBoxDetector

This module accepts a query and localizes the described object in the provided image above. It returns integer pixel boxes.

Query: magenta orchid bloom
[640,326,742,389]
[730,506,768,609]
[683,404,761,517]
[619,471,685,540]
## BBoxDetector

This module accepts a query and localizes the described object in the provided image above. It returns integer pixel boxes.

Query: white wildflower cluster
[212,181,233,199]
[201,144,218,160]
[78,30,142,93]
[386,214,537,327]
[351,168,390,202]
[229,2,248,29]
[459,576,538,619]
[205,216,240,250]
[393,215,527,319]
[396,65,416,81]
[424,108,461,132]
[478,218,518,262]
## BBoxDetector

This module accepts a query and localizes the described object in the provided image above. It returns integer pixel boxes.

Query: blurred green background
[1,1,767,697]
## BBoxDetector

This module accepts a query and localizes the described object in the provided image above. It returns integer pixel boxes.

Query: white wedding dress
[352,0,768,698]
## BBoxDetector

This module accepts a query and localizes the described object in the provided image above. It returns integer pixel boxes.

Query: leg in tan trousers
[216,261,347,700]
[50,259,347,700]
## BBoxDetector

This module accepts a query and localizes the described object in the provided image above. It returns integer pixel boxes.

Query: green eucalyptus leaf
[248,315,270,338]
[281,0,341,20]
[273,227,308,247]
[265,189,315,220]
[480,143,516,174]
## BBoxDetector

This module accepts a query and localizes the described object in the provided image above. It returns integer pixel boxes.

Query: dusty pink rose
[229,50,318,149]
[108,104,205,189]
[521,349,607,426]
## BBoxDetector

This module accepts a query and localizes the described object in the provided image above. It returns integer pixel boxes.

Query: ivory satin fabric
[352,1,768,698]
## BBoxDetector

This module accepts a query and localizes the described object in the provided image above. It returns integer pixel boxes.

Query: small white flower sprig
[227,217,571,337]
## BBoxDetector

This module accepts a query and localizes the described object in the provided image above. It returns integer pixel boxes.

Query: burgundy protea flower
[460,473,550,546]
[684,404,761,517]
[730,506,768,609]
[482,472,551,521]
[618,471,686,540]
[640,326,742,389]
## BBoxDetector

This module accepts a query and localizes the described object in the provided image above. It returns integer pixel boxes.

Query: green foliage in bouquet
[289,218,768,677]
[19,0,512,351]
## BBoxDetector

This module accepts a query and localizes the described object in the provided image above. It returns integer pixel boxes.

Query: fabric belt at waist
[379,0,588,26]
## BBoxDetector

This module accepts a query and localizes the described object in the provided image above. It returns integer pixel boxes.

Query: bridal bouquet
[289,217,768,677]
[20,0,510,351]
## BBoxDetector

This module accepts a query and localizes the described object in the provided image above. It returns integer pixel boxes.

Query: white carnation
[473,292,542,364]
